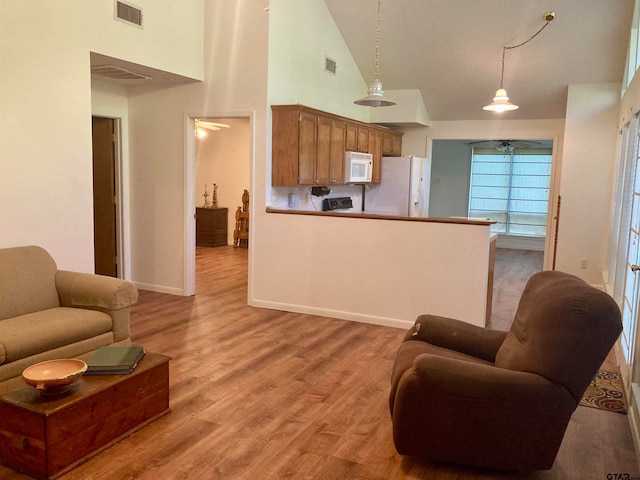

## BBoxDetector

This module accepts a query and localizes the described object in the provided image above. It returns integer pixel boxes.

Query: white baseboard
[133,281,186,296]
[249,299,414,330]
[495,235,545,251]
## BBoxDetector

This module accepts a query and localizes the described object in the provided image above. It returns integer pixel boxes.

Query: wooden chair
[233,190,249,248]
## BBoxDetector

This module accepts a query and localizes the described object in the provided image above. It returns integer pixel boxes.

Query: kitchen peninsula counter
[254,207,497,329]
[266,207,495,226]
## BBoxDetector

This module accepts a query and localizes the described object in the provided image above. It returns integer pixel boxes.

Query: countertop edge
[265,207,496,226]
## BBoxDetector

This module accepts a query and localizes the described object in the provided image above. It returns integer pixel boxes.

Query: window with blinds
[468,148,552,237]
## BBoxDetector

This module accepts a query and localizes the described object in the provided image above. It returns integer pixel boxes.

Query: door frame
[183,111,255,296]
[91,115,125,279]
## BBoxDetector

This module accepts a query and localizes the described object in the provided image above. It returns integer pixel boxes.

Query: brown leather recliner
[389,270,622,471]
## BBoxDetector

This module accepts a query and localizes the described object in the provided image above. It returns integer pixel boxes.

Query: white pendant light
[483,88,518,112]
[483,12,555,113]
[483,47,519,112]
[355,0,396,107]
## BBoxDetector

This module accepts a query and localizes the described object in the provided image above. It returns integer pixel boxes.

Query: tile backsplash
[271,185,365,212]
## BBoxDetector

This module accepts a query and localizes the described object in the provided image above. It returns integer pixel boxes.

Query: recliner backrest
[495,270,622,402]
[0,245,60,320]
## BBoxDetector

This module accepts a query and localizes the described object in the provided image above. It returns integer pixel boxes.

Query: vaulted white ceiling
[324,0,635,121]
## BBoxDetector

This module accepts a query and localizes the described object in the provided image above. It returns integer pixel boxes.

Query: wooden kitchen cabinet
[383,131,403,156]
[346,124,370,153]
[297,111,317,185]
[369,130,383,184]
[196,207,228,247]
[329,119,346,184]
[272,104,402,187]
[272,106,346,186]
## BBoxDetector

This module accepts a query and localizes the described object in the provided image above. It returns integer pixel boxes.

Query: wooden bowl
[22,359,87,396]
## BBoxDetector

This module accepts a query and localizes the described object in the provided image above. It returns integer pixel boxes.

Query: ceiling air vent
[325,56,337,75]
[115,0,143,28]
[91,65,151,81]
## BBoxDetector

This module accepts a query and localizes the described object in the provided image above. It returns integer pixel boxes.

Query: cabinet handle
[631,264,640,273]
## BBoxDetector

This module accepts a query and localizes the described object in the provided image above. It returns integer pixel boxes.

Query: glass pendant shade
[483,88,519,112]
[483,13,554,113]
[354,79,396,107]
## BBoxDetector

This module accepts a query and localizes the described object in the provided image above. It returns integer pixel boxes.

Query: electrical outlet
[580,258,588,269]
[304,193,310,204]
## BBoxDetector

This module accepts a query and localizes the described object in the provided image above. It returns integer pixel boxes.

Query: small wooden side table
[0,352,170,479]
[196,207,228,247]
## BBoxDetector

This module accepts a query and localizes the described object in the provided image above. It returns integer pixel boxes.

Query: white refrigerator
[364,156,431,217]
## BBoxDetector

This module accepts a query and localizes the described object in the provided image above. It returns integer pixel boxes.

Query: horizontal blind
[468,148,552,237]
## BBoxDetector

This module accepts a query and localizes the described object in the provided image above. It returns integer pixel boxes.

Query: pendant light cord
[500,20,552,89]
[374,0,381,80]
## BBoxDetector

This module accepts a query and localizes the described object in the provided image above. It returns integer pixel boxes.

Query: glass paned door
[623,121,640,386]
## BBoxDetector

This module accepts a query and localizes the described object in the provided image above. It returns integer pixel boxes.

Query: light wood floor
[1,247,637,479]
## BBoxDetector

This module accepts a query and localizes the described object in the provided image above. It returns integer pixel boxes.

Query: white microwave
[344,151,373,183]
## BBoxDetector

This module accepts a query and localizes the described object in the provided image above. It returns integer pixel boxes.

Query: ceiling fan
[195,119,231,132]
[195,119,231,138]
[466,139,542,152]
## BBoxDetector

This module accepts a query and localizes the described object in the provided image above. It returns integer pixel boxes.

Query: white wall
[267,0,368,121]
[0,0,203,272]
[195,118,251,245]
[255,213,492,328]
[557,83,620,284]
[429,140,471,217]
[125,1,268,294]
[369,89,431,126]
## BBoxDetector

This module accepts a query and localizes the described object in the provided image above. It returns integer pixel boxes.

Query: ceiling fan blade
[196,121,230,130]
[467,140,501,148]
[198,125,220,131]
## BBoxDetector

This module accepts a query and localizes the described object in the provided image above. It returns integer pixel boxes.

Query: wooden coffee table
[0,352,170,480]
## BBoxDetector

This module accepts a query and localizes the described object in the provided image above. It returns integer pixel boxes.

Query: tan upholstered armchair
[389,271,622,471]
[0,245,138,394]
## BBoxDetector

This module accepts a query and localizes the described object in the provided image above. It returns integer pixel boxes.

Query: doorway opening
[185,114,253,296]
[91,116,123,278]
[430,139,557,259]
[430,138,558,329]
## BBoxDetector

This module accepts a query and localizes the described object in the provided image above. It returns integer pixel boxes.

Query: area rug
[579,370,627,414]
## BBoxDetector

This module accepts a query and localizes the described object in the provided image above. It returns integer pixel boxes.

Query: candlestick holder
[202,184,210,208]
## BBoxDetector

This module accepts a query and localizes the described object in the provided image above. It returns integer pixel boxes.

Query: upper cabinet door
[330,120,346,184]
[298,112,317,185]
[382,131,403,156]
[369,130,383,184]
[345,124,369,152]
[315,115,333,185]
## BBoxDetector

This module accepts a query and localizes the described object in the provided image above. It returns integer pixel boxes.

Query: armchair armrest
[55,270,138,343]
[410,353,557,400]
[56,270,138,310]
[410,314,507,362]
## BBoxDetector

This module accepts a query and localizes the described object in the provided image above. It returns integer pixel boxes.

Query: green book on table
[85,346,145,374]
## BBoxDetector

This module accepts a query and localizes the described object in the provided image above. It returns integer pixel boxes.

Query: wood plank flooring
[0,247,637,479]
